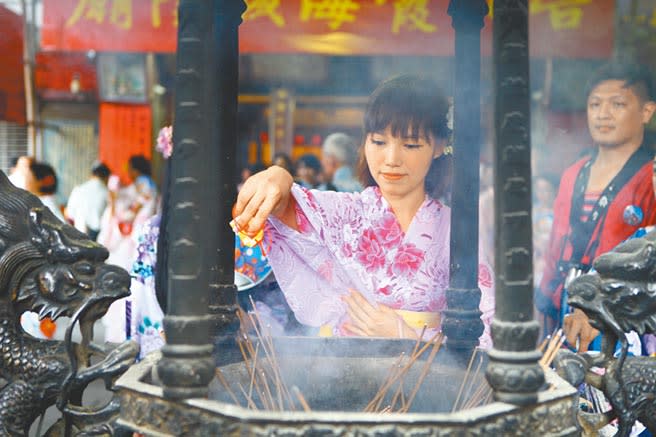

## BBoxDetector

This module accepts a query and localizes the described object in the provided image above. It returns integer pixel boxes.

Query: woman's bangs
[364,93,430,140]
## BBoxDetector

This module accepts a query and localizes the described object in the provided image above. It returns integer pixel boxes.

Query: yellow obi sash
[319,309,440,337]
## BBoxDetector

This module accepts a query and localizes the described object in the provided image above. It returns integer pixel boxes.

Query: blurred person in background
[273,152,294,176]
[295,153,336,190]
[478,162,494,264]
[532,174,557,337]
[125,154,158,218]
[532,174,557,287]
[21,161,64,341]
[238,162,266,192]
[8,155,35,190]
[321,132,363,192]
[30,161,65,222]
[99,154,158,343]
[97,154,158,271]
[65,161,111,241]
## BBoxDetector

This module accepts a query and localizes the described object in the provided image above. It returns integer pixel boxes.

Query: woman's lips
[381,173,404,181]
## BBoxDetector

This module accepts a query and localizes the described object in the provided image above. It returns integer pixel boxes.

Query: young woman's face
[364,126,442,200]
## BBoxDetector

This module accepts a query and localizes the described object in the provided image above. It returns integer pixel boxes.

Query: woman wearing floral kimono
[233,75,495,347]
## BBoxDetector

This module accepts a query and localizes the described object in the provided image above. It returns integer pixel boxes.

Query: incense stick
[539,329,565,367]
[452,348,479,412]
[399,333,444,412]
[215,368,241,406]
[292,385,312,412]
[464,356,485,407]
[379,405,392,414]
[236,381,260,410]
[365,330,444,413]
[364,352,406,412]
[249,297,295,409]
[234,305,308,412]
[451,348,495,412]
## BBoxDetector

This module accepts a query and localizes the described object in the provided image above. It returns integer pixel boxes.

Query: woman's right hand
[232,165,295,234]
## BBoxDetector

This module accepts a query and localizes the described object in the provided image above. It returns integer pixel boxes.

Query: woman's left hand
[341,289,415,338]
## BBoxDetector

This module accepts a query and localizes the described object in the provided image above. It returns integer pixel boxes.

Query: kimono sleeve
[264,185,360,328]
[477,260,495,349]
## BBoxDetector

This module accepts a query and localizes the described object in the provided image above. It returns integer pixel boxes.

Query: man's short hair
[296,153,322,173]
[322,133,358,166]
[585,62,655,102]
[30,162,58,195]
[128,155,151,176]
[91,161,111,179]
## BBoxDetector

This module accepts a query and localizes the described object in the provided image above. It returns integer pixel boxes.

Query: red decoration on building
[98,103,152,185]
[0,6,26,124]
[41,0,613,59]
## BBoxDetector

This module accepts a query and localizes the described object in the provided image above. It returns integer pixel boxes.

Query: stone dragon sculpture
[0,170,138,436]
[554,230,656,437]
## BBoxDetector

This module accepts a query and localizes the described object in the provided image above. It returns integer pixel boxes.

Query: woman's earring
[442,146,453,156]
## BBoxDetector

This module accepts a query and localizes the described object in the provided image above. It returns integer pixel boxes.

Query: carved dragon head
[0,170,130,350]
[567,236,656,336]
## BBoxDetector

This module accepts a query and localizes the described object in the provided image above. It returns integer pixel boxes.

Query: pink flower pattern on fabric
[390,243,424,276]
[374,213,404,247]
[295,202,313,233]
[356,228,387,272]
[265,185,495,347]
[478,263,493,289]
[318,261,333,282]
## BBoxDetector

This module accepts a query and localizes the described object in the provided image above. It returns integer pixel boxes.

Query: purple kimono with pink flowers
[265,185,495,348]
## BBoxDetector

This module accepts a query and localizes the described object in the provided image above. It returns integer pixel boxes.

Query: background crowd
[9,62,656,367]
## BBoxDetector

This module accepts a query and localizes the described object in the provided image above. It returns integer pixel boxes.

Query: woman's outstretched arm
[233,165,298,232]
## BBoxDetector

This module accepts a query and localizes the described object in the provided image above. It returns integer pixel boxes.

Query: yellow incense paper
[230,219,264,248]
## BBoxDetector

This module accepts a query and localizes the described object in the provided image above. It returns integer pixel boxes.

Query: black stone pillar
[209,0,246,365]
[485,0,544,405]
[442,0,488,352]
[157,0,245,400]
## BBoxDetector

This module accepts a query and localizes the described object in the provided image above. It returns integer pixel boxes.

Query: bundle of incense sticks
[451,349,493,412]
[539,329,566,368]
[364,329,444,414]
[215,301,310,412]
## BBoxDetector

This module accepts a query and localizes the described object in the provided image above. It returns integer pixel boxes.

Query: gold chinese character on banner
[299,0,360,30]
[650,7,656,27]
[110,0,132,29]
[531,0,591,30]
[151,0,169,28]
[378,0,437,34]
[244,0,285,27]
[173,0,179,28]
[66,0,107,27]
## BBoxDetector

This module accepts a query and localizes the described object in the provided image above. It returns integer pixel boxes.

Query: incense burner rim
[116,351,578,425]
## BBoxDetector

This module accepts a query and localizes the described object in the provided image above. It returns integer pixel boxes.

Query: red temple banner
[0,6,26,124]
[41,0,614,59]
[98,103,152,185]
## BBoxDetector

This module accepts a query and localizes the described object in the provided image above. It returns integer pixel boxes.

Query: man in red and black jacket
[537,62,656,351]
